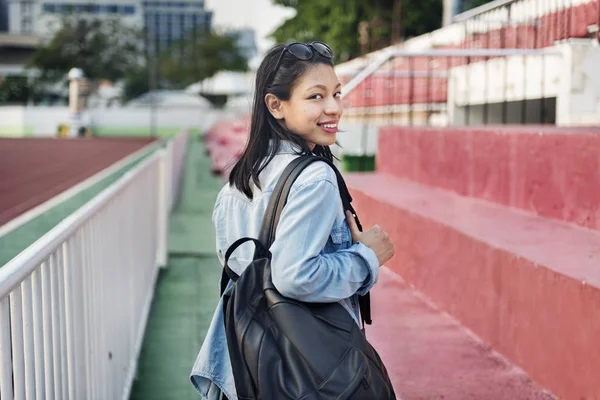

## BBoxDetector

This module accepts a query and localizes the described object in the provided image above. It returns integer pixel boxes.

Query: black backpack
[220,155,396,400]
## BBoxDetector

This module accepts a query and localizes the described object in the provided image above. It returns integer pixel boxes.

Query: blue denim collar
[271,140,304,155]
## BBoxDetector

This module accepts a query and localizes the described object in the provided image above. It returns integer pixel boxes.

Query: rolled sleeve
[351,241,380,295]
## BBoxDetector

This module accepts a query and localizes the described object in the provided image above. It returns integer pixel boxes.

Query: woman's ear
[265,93,285,120]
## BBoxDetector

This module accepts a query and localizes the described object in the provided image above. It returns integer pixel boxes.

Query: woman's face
[278,64,343,150]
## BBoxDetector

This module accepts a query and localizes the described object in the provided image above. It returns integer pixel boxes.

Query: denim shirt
[190,141,380,400]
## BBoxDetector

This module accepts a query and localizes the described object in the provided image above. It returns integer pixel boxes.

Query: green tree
[122,67,150,102]
[123,31,248,101]
[0,76,39,105]
[159,31,248,88]
[270,0,443,61]
[28,17,143,84]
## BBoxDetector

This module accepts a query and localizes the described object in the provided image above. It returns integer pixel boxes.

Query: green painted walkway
[130,139,224,399]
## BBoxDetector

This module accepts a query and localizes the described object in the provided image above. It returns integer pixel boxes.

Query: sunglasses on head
[272,41,334,77]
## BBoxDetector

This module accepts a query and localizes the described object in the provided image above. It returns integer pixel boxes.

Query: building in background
[0,34,39,76]
[1,0,214,76]
[5,1,144,36]
[1,1,39,77]
[5,0,215,49]
[0,0,9,32]
[34,1,143,36]
[231,27,257,63]
[5,0,214,50]
[7,0,38,34]
[1,0,144,76]
[143,0,212,54]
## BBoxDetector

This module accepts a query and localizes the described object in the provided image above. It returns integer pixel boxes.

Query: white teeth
[321,124,337,129]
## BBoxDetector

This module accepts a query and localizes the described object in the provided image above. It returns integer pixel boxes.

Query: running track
[0,137,156,228]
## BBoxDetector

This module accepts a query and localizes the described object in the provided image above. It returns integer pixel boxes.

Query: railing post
[166,139,174,212]
[156,145,169,269]
[0,299,13,400]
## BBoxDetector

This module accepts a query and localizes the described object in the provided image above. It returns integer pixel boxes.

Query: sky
[204,0,295,56]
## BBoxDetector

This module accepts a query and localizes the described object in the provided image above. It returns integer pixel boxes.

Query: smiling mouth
[318,122,338,134]
[318,123,337,129]
[317,121,338,128]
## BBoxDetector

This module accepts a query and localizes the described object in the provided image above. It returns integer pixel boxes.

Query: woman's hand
[345,211,395,267]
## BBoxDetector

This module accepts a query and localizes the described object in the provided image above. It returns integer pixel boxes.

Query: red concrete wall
[346,179,600,400]
[377,126,600,231]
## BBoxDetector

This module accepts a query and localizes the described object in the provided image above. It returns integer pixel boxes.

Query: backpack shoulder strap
[258,155,363,247]
[257,155,372,327]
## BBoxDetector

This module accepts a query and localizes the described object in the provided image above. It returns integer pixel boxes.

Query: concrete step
[370,268,555,400]
[376,126,600,231]
[346,172,600,400]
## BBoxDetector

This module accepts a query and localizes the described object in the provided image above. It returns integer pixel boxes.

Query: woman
[191,41,395,400]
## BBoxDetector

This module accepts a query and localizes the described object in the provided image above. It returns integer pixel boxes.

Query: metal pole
[483,17,490,125]
[358,21,369,172]
[147,28,157,138]
[463,21,468,126]
[534,0,539,49]
[408,57,414,126]
[387,60,393,126]
[553,0,559,45]
[597,0,600,43]
[449,49,455,126]
[566,0,571,40]
[392,0,402,44]
[540,53,546,123]
[540,0,547,123]
[399,59,405,125]
[426,55,432,125]
[519,16,527,124]
[501,9,509,124]
[466,55,471,125]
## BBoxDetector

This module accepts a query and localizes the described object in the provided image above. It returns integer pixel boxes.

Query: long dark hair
[228,44,336,199]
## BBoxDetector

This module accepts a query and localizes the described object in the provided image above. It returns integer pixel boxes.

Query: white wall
[90,107,229,134]
[0,105,237,137]
[0,106,71,136]
[0,106,24,126]
[0,106,26,136]
[449,52,563,107]
[556,40,600,126]
[334,121,381,157]
[27,106,71,136]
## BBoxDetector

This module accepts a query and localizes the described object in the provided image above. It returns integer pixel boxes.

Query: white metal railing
[167,130,190,212]
[154,130,189,268]
[454,0,596,24]
[0,131,189,399]
[341,47,560,97]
